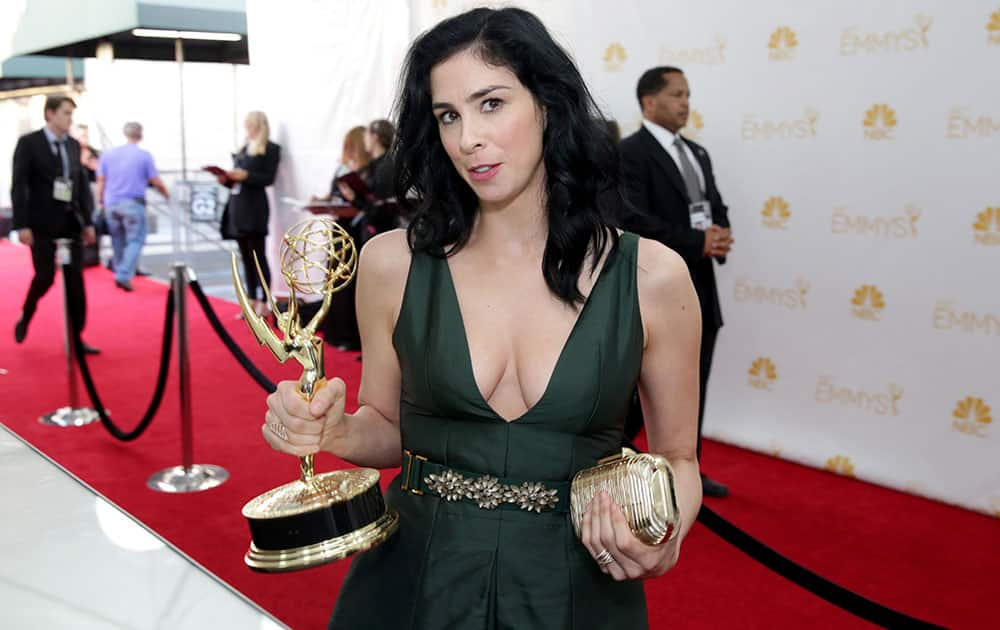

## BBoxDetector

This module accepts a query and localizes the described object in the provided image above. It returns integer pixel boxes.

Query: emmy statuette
[231,216,398,572]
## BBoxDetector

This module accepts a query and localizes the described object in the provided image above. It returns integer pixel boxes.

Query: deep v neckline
[442,249,616,423]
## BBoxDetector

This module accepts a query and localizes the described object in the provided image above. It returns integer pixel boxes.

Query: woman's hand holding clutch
[580,491,681,581]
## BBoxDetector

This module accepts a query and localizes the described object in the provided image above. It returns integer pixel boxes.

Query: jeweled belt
[400,449,570,513]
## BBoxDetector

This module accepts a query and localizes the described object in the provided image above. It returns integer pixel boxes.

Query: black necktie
[54,138,70,180]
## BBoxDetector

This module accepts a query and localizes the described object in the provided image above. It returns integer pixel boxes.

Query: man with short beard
[620,66,734,497]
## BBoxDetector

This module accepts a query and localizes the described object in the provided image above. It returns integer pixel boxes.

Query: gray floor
[103,199,240,303]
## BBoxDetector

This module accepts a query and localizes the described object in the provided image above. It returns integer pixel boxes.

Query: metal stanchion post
[39,238,100,427]
[147,263,229,493]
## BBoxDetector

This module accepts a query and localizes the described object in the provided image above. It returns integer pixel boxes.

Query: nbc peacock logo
[768,26,798,61]
[974,207,1000,245]
[851,284,886,320]
[748,357,778,390]
[603,42,627,72]
[989,10,1000,45]
[825,455,856,478]
[952,396,992,437]
[761,196,791,229]
[864,104,897,140]
[680,110,704,140]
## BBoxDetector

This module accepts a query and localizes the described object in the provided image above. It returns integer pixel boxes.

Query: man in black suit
[620,66,733,497]
[11,95,99,353]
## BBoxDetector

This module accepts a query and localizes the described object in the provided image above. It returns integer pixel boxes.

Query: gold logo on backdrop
[825,455,856,478]
[742,108,819,140]
[680,110,704,140]
[832,204,920,239]
[974,207,1000,245]
[851,285,885,320]
[660,35,727,65]
[816,376,903,416]
[952,397,992,437]
[431,0,447,8]
[734,276,809,309]
[768,26,798,61]
[748,357,778,390]
[946,108,1000,139]
[761,196,791,229]
[603,42,627,72]
[932,300,1000,336]
[864,104,897,140]
[841,14,932,55]
[989,10,1000,45]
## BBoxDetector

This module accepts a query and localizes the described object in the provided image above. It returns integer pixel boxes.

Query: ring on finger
[595,548,615,567]
[268,422,289,441]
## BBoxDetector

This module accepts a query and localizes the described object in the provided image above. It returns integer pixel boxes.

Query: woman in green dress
[263,7,703,628]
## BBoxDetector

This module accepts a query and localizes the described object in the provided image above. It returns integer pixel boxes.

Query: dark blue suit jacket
[11,128,93,236]
[619,126,729,330]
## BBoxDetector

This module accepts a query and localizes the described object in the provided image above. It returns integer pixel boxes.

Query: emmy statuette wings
[230,216,399,572]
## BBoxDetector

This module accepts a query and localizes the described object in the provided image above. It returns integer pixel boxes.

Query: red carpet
[1,239,997,629]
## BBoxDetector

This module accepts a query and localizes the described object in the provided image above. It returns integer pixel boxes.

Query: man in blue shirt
[95,122,169,291]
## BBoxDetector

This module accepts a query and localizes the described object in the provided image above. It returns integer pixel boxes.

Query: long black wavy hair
[392,7,622,306]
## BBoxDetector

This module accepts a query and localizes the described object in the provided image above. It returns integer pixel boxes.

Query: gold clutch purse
[570,448,681,546]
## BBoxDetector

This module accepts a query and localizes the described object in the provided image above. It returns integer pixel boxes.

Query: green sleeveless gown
[330,232,648,629]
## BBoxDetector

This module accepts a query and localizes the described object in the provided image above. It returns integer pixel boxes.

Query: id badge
[688,201,712,231]
[53,177,73,203]
[57,244,71,266]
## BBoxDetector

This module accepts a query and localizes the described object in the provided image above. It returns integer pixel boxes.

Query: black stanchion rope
[619,439,943,627]
[187,280,276,393]
[696,504,944,628]
[71,278,175,442]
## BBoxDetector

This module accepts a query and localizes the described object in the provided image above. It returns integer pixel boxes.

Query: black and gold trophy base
[242,468,399,573]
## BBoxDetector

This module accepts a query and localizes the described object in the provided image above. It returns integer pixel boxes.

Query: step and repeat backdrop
[254,0,999,516]
[245,0,412,298]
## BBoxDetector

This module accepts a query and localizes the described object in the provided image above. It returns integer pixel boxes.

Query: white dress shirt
[642,118,706,194]
[42,125,68,152]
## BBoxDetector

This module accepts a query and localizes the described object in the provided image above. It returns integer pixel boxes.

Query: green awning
[0,56,84,80]
[0,55,83,92]
[7,0,247,63]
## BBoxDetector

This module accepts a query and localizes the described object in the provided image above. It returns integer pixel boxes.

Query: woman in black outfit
[223,110,281,315]
[337,119,397,242]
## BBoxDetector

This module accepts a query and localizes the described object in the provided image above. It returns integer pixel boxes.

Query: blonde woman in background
[333,125,372,197]
[220,111,281,316]
[306,125,374,350]
[312,125,372,204]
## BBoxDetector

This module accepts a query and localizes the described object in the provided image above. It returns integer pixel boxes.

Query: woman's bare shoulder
[635,236,692,298]
[634,236,700,349]
[358,228,411,284]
